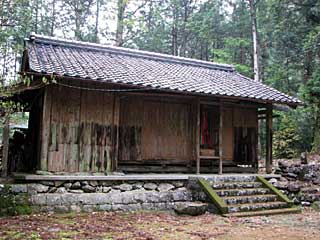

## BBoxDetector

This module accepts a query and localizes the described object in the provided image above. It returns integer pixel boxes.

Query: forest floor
[0,208,319,240]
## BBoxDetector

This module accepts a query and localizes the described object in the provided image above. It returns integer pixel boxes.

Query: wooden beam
[196,98,200,174]
[266,105,273,174]
[1,115,10,177]
[219,102,223,175]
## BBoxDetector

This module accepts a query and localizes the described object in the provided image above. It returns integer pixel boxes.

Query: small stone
[103,187,111,193]
[40,181,55,186]
[69,189,84,193]
[55,187,67,194]
[81,181,88,186]
[157,183,175,192]
[54,181,65,187]
[118,183,133,192]
[64,183,72,189]
[174,202,208,216]
[71,182,81,189]
[287,172,298,179]
[287,182,301,193]
[28,184,49,194]
[82,184,96,193]
[143,183,157,190]
[89,181,98,187]
[132,182,143,189]
[172,181,185,188]
[268,178,278,185]
[301,201,311,207]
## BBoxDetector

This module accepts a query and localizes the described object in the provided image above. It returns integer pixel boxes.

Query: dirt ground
[0,208,319,240]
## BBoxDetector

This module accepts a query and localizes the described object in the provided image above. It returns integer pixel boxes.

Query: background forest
[0,0,320,159]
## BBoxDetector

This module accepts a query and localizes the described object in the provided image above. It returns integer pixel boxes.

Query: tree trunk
[171,4,178,56]
[115,0,126,46]
[94,0,100,43]
[249,0,260,82]
[50,0,56,36]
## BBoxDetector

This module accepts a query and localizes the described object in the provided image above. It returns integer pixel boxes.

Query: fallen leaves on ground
[0,209,319,240]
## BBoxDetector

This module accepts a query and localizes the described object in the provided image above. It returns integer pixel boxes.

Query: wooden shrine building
[3,34,302,176]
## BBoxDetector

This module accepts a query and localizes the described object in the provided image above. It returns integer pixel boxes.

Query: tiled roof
[23,34,302,106]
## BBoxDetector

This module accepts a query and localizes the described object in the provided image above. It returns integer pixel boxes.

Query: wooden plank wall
[221,106,258,161]
[41,84,115,172]
[119,96,194,163]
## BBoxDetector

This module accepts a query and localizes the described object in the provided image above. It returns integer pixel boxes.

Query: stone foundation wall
[271,162,320,206]
[0,180,193,214]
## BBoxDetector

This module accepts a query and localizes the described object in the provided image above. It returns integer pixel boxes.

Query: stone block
[11,184,28,193]
[174,202,208,216]
[30,194,47,205]
[28,184,49,194]
[46,194,62,206]
[82,185,96,193]
[143,183,157,190]
[157,183,175,192]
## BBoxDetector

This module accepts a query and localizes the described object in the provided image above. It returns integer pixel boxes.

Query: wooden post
[40,87,51,171]
[196,99,200,174]
[219,103,223,175]
[112,93,120,172]
[266,105,273,174]
[2,115,10,177]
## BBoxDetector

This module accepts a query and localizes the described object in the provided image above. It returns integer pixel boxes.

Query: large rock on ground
[174,202,208,216]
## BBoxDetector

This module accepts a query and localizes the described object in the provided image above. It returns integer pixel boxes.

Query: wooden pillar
[196,98,200,174]
[219,103,223,175]
[1,115,10,177]
[112,93,120,172]
[266,105,273,174]
[40,87,51,171]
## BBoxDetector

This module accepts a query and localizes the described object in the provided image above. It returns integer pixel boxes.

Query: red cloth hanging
[201,110,212,147]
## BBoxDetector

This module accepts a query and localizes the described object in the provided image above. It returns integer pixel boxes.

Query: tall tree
[248,0,260,82]
[115,0,127,46]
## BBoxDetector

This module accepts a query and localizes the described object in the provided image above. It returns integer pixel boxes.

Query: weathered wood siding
[41,84,115,172]
[119,96,195,163]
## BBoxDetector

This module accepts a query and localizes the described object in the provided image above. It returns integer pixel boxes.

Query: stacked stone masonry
[0,181,193,213]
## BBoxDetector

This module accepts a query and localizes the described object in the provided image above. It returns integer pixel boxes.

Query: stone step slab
[216,188,272,197]
[227,201,289,213]
[222,194,279,205]
[223,207,301,217]
[210,181,263,189]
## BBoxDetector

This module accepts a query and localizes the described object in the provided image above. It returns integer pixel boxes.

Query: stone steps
[211,181,263,189]
[198,176,298,217]
[222,194,279,205]
[216,187,272,197]
[227,201,289,213]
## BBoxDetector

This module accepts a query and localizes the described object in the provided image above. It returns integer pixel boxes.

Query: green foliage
[273,114,302,159]
[0,187,32,216]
